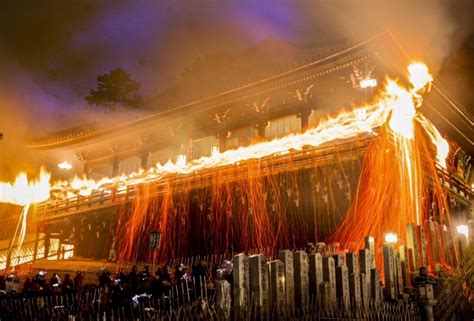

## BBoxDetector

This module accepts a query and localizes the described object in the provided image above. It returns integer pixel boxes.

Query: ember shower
[105,62,453,266]
[118,139,366,262]
[0,62,455,271]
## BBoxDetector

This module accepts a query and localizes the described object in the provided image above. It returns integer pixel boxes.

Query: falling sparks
[37,63,446,202]
[0,62,455,270]
[329,62,454,274]
[416,113,449,169]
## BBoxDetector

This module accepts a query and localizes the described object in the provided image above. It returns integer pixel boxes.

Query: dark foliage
[85,68,141,110]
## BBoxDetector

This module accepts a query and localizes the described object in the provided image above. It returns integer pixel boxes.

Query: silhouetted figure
[22,277,31,295]
[62,274,74,294]
[50,273,61,294]
[0,275,6,291]
[74,271,83,294]
[99,270,111,288]
[193,260,207,298]
[128,265,138,289]
[139,266,150,282]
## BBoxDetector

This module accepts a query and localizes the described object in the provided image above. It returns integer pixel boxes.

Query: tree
[85,68,141,110]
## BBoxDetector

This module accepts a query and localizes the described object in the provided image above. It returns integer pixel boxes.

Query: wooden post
[298,108,311,130]
[112,157,119,177]
[218,134,226,153]
[152,248,157,277]
[140,150,149,169]
[256,122,267,138]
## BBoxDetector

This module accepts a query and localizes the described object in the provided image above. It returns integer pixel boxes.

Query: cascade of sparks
[0,62,453,269]
[47,62,444,205]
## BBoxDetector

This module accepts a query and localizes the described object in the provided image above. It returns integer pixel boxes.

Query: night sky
[0,0,473,174]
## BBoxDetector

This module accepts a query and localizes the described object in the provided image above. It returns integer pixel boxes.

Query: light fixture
[384,232,398,244]
[456,225,469,238]
[360,78,377,89]
[176,154,187,167]
[57,161,72,170]
[211,146,219,157]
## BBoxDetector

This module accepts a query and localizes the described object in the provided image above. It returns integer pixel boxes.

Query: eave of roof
[26,31,400,150]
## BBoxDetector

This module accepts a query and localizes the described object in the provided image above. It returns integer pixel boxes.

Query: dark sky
[0,0,473,140]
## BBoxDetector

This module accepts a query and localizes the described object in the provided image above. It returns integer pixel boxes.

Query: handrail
[36,134,375,221]
[35,131,472,222]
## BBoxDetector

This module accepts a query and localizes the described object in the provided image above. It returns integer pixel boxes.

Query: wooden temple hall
[0,32,472,269]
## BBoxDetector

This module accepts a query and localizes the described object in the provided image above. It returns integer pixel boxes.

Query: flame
[0,167,51,206]
[38,62,445,202]
[408,62,433,93]
[416,113,449,168]
[35,63,443,203]
[0,61,454,269]
[329,62,455,276]
[0,168,51,254]
[0,63,441,206]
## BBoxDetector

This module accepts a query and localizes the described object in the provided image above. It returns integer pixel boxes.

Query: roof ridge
[26,31,393,147]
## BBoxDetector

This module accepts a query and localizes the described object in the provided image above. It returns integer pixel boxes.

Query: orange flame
[0,168,51,253]
[1,62,453,270]
[0,167,51,206]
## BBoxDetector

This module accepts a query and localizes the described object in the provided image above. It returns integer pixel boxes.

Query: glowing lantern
[384,232,398,244]
[456,225,468,238]
[57,161,72,170]
[360,78,377,88]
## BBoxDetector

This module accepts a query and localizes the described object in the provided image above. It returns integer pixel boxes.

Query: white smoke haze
[0,0,473,178]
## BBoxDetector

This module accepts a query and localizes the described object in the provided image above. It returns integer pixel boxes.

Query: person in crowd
[127,265,138,289]
[50,273,61,294]
[0,275,6,291]
[50,273,60,288]
[22,277,32,295]
[0,259,218,315]
[32,271,47,292]
[5,275,14,293]
[98,269,111,288]
[139,266,150,282]
[62,274,74,294]
[73,271,83,294]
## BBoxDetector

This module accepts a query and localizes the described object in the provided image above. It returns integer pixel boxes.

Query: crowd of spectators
[0,260,226,309]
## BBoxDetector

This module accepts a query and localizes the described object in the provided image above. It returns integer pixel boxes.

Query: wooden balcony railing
[34,131,472,223]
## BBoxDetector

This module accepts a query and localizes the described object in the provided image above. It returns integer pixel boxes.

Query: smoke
[300,0,474,72]
[0,0,473,178]
[0,61,56,179]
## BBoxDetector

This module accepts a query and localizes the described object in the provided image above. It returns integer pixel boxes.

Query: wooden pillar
[33,224,40,262]
[112,156,119,177]
[77,153,90,176]
[298,108,311,131]
[44,232,50,259]
[5,238,15,270]
[83,162,90,176]
[140,150,149,169]
[218,134,226,153]
[255,122,267,138]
